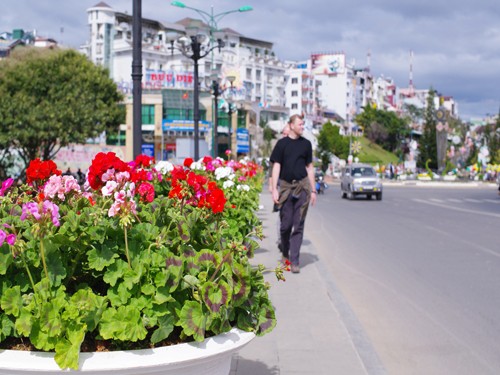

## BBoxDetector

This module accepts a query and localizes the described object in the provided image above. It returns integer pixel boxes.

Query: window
[246,68,252,80]
[142,105,155,124]
[291,91,298,97]
[291,78,298,84]
[256,70,261,81]
[291,104,298,109]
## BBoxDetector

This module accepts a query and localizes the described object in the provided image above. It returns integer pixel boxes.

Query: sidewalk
[230,188,380,375]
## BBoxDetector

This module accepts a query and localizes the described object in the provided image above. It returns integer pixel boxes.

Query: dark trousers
[279,190,307,266]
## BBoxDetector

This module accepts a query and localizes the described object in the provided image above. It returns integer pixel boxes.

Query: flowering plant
[0,153,279,370]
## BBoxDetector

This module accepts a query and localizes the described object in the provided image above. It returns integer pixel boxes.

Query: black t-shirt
[270,136,312,183]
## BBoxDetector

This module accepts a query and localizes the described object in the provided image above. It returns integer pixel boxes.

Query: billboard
[311,53,345,75]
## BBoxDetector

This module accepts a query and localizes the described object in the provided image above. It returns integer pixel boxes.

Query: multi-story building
[81,1,288,161]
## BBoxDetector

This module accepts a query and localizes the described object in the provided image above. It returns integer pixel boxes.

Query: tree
[418,89,438,169]
[354,105,409,153]
[262,125,276,157]
[316,121,349,170]
[483,107,500,164]
[0,47,124,177]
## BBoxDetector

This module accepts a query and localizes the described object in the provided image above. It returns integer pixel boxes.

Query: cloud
[1,0,499,119]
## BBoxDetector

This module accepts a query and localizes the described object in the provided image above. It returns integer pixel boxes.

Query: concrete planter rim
[0,328,255,374]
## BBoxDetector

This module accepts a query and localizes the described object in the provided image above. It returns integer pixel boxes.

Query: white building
[80,1,290,159]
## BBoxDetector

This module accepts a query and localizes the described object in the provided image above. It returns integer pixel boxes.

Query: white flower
[223,180,235,189]
[214,166,235,180]
[190,161,206,171]
[237,184,250,191]
[155,161,174,174]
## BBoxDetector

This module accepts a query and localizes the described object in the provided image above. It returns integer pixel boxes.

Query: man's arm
[271,162,281,204]
[306,163,317,206]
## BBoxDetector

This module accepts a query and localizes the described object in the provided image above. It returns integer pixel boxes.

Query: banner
[162,119,211,132]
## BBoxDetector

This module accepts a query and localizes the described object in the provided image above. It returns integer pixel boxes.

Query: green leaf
[0,248,13,275]
[150,315,174,344]
[257,304,277,336]
[0,314,15,341]
[177,220,190,242]
[153,286,174,305]
[165,253,183,292]
[99,305,147,341]
[123,265,143,290]
[1,285,22,317]
[103,259,128,286]
[201,281,231,313]
[196,250,219,270]
[141,283,155,296]
[107,283,132,306]
[29,321,58,351]
[87,245,118,271]
[45,251,66,286]
[40,301,63,336]
[15,308,34,336]
[179,301,206,341]
[54,325,86,370]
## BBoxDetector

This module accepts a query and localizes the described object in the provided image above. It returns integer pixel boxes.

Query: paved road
[307,184,500,374]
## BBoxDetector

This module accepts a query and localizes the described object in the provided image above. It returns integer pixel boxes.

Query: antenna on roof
[409,50,414,97]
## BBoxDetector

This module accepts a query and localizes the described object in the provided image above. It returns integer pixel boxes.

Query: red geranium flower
[183,158,194,168]
[26,159,61,185]
[88,152,130,190]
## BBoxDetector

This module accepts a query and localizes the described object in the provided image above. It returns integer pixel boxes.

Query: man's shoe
[291,264,300,273]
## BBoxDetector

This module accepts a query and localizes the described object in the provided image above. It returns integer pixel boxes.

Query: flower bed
[0,153,281,370]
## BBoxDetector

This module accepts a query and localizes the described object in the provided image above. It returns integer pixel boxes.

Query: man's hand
[272,189,280,204]
[310,191,317,206]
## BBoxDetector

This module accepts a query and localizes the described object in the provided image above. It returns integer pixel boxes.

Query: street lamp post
[170,2,253,159]
[132,0,143,159]
[211,79,221,157]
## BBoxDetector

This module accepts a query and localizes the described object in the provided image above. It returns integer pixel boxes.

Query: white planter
[0,328,254,375]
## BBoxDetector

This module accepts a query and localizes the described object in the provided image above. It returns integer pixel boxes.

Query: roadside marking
[429,198,445,203]
[464,198,481,203]
[412,198,500,219]
[484,199,500,204]
[424,225,500,259]
[447,198,461,203]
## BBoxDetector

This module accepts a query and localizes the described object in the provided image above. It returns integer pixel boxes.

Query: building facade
[81,1,289,161]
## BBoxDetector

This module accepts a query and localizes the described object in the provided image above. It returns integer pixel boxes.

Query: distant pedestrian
[76,168,85,185]
[270,114,316,273]
[63,168,73,177]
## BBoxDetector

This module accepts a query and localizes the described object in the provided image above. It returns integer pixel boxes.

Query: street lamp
[225,76,236,155]
[166,26,225,160]
[170,1,253,159]
[171,2,253,37]
[211,78,221,157]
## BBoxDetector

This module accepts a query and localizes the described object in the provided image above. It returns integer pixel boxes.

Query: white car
[340,163,383,200]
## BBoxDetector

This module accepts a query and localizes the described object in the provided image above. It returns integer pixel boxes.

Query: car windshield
[352,167,375,177]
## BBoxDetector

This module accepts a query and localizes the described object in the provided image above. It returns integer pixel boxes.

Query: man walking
[270,114,316,273]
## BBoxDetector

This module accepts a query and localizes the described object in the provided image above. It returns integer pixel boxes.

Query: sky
[2,0,500,120]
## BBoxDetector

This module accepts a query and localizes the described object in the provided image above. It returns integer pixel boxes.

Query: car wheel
[367,194,372,200]
[341,191,347,199]
[376,192,382,201]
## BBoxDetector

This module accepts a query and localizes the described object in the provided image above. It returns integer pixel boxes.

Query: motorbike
[315,173,328,194]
